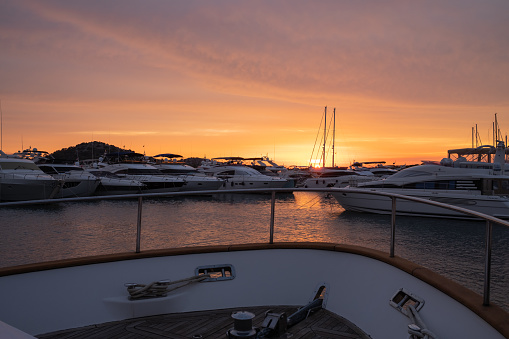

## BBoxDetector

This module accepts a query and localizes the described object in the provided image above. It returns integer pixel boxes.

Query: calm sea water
[1,192,508,312]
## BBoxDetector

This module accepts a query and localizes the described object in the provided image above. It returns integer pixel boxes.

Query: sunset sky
[1,0,508,166]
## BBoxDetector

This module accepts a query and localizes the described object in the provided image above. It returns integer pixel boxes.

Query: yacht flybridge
[333,141,509,219]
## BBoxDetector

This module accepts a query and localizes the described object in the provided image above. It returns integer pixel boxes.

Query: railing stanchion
[136,196,143,253]
[390,197,396,257]
[270,190,275,244]
[483,220,493,305]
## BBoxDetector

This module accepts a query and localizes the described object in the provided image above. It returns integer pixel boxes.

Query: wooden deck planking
[37,306,371,339]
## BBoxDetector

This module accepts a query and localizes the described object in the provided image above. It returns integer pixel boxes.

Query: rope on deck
[125,274,210,300]
[407,305,438,339]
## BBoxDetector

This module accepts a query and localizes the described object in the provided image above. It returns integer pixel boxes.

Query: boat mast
[323,106,327,168]
[332,108,336,168]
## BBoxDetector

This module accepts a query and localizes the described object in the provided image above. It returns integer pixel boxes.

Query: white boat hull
[0,244,505,339]
[333,188,509,218]
[0,177,61,201]
[179,175,224,191]
[219,177,288,190]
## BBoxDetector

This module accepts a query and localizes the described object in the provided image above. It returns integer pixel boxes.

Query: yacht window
[1,161,41,171]
[39,166,58,174]
[217,170,235,176]
[126,168,161,175]
[406,181,456,190]
[55,166,83,173]
[492,179,509,194]
[394,170,430,178]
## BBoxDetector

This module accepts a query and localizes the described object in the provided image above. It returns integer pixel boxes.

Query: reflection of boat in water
[333,141,509,219]
[0,188,507,339]
[0,152,62,201]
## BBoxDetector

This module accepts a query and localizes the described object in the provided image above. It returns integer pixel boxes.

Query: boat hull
[219,178,288,190]
[0,244,506,339]
[0,177,61,201]
[332,189,509,219]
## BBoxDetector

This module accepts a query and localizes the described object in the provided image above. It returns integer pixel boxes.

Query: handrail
[1,187,508,306]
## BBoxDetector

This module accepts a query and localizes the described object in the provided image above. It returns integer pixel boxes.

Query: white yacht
[151,154,224,191]
[245,156,296,188]
[87,170,146,195]
[0,152,62,201]
[333,141,509,219]
[38,164,101,198]
[0,188,507,339]
[97,162,185,193]
[303,167,374,188]
[350,161,398,178]
[198,164,288,190]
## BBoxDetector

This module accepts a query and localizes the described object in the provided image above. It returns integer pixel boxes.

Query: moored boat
[151,153,225,191]
[199,164,289,190]
[333,141,509,219]
[87,170,146,195]
[0,152,62,201]
[38,163,101,198]
[303,167,374,188]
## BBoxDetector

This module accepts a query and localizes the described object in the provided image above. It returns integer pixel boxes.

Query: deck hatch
[195,264,235,282]
[389,288,424,314]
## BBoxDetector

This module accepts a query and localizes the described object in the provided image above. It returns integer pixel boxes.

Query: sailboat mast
[323,106,327,168]
[332,108,336,168]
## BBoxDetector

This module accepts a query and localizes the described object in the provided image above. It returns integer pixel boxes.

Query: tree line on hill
[50,141,205,167]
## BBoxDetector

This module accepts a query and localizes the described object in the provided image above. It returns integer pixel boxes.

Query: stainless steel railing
[1,187,508,306]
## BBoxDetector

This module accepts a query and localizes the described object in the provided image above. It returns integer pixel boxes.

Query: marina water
[1,192,508,312]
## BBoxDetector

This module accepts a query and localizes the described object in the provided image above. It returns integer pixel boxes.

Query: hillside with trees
[50,141,132,163]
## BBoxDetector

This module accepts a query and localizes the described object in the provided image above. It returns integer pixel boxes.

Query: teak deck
[36,306,371,339]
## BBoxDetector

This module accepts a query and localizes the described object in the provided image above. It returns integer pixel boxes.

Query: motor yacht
[87,170,146,195]
[37,163,101,198]
[245,156,296,188]
[97,162,185,193]
[198,164,288,190]
[0,188,507,339]
[0,152,62,201]
[151,154,224,191]
[303,167,375,188]
[350,161,398,178]
[333,141,509,219]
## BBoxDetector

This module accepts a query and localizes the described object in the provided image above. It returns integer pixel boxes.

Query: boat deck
[36,306,371,339]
